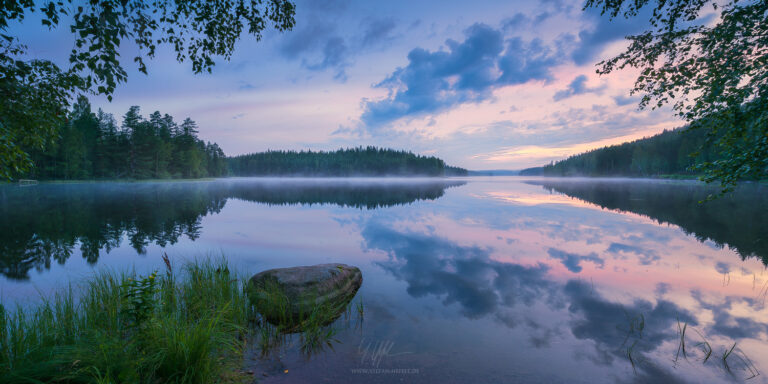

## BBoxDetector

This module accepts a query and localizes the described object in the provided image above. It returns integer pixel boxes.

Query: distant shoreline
[514,173,703,180]
[5,175,763,185]
[1,175,469,185]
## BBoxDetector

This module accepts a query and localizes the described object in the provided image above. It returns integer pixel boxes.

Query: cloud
[277,10,400,82]
[364,217,700,380]
[237,81,256,91]
[547,248,604,273]
[571,8,651,65]
[360,23,564,130]
[691,290,768,340]
[305,37,350,81]
[654,282,670,296]
[564,280,697,380]
[613,94,641,106]
[502,10,554,32]
[501,13,530,30]
[573,9,717,67]
[552,75,606,101]
[358,212,762,380]
[279,22,337,59]
[277,0,353,82]
[607,242,660,265]
[361,17,397,48]
[714,262,730,274]
[540,0,572,13]
[362,221,555,319]
[497,37,561,85]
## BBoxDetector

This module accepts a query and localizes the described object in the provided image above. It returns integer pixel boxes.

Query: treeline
[20,97,227,180]
[0,180,464,279]
[529,179,768,264]
[227,147,468,176]
[520,127,722,177]
[17,98,466,180]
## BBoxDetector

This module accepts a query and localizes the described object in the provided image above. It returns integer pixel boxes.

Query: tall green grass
[0,258,253,384]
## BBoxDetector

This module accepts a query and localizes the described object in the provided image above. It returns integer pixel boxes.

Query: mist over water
[526,178,768,264]
[0,178,464,280]
[1,177,766,383]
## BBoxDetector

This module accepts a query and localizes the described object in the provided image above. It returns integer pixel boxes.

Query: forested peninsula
[12,98,465,180]
[520,127,723,178]
[227,148,468,177]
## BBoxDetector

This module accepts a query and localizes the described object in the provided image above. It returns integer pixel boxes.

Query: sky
[12,0,690,170]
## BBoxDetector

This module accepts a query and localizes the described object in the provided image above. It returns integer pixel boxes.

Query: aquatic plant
[0,257,253,383]
[674,319,688,363]
[299,301,341,354]
[626,340,640,375]
[672,321,759,380]
[356,298,365,320]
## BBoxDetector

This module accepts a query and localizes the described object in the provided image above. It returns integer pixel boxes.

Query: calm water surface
[1,177,767,383]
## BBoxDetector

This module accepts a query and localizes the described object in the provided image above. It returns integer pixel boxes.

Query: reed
[626,340,639,375]
[0,257,253,384]
[671,321,759,379]
[356,298,365,319]
[675,319,688,363]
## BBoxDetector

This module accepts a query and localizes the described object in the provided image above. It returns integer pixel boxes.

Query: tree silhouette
[0,0,296,178]
[584,0,767,189]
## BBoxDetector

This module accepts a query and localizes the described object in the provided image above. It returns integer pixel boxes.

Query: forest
[18,97,228,180]
[527,179,768,265]
[0,180,463,279]
[519,127,723,177]
[14,98,465,180]
[227,147,468,176]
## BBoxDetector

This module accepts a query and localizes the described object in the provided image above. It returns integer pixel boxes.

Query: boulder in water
[248,263,362,328]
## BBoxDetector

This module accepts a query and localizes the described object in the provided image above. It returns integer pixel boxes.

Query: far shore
[3,175,766,185]
[1,175,465,185]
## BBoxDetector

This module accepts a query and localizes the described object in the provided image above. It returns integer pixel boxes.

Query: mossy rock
[248,263,362,329]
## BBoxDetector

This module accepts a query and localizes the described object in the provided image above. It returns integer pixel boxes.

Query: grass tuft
[0,257,254,384]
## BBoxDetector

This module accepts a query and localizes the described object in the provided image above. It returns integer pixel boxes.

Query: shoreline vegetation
[227,147,467,177]
[18,98,228,182]
[519,127,727,179]
[0,258,249,383]
[1,173,467,185]
[0,257,361,383]
[10,98,466,182]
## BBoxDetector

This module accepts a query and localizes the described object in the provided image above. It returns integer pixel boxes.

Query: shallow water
[1,177,767,383]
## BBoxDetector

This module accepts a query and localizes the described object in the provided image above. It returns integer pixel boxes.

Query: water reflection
[2,177,767,383]
[527,179,768,264]
[363,221,554,320]
[359,215,761,382]
[0,179,464,279]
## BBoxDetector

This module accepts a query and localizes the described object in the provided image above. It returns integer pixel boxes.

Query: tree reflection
[527,179,768,264]
[0,179,464,279]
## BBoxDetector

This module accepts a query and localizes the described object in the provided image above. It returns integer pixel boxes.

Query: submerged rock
[248,263,362,328]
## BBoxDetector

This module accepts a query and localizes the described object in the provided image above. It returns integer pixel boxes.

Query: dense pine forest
[520,127,723,177]
[19,97,227,180]
[227,147,468,176]
[13,99,465,180]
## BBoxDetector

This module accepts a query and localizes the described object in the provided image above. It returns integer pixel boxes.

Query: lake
[1,177,767,383]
